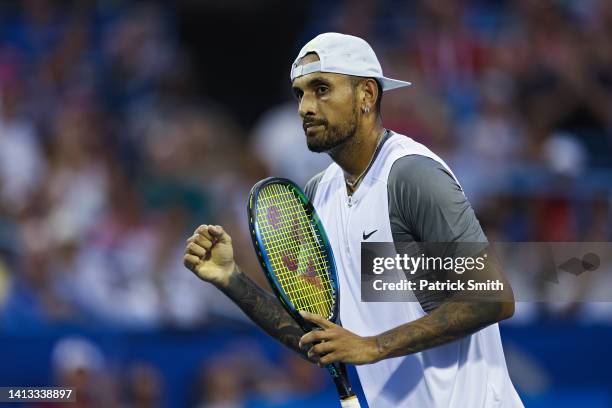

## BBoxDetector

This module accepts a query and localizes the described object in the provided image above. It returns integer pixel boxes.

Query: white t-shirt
[305,131,524,407]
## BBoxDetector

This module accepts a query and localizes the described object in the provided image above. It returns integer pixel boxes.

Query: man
[184,33,524,407]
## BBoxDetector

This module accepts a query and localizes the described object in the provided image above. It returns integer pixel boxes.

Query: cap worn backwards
[290,32,411,92]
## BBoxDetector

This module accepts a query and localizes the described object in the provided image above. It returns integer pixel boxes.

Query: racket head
[247,177,340,329]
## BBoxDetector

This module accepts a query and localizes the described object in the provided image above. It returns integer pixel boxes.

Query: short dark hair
[350,77,383,115]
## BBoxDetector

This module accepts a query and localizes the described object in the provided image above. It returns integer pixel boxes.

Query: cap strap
[291,61,321,81]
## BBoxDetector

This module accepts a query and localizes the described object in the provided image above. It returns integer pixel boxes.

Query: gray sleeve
[388,156,487,312]
[304,171,325,202]
[388,155,487,246]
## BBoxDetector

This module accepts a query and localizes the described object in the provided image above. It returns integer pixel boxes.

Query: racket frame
[247,177,358,404]
[248,177,340,330]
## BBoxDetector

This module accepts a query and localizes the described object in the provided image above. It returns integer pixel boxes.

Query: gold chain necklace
[345,129,387,190]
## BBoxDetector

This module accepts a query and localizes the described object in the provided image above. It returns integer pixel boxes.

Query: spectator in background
[510,0,612,168]
[71,165,163,328]
[452,68,525,200]
[406,0,486,118]
[0,252,10,313]
[0,66,46,214]
[191,351,258,408]
[138,106,260,324]
[190,342,326,408]
[102,3,176,114]
[45,337,120,408]
[43,101,111,244]
[124,362,164,408]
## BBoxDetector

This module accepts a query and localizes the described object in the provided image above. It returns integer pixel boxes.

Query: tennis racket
[247,177,361,408]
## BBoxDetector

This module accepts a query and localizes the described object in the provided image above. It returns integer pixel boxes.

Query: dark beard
[306,103,359,153]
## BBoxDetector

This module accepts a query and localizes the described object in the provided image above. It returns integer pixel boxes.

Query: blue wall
[0,323,611,407]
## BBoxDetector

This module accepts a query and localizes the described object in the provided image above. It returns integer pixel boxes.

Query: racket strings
[256,184,334,318]
[259,186,332,315]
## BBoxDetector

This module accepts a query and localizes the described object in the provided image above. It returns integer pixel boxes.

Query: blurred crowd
[0,0,269,330]
[1,0,611,328]
[0,0,611,405]
[26,336,330,408]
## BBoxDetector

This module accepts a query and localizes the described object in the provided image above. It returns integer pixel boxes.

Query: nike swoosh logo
[362,230,378,240]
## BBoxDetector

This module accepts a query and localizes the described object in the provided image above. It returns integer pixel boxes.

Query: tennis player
[184,32,523,407]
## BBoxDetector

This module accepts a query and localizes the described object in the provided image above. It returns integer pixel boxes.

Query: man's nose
[298,94,316,118]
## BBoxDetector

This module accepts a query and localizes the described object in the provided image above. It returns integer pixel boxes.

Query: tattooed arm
[184,224,305,356]
[374,247,515,358]
[375,300,512,360]
[220,265,305,355]
[300,295,514,366]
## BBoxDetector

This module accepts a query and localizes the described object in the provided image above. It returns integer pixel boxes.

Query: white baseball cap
[290,32,411,91]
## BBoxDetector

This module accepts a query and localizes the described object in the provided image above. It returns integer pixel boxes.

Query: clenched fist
[184,224,236,288]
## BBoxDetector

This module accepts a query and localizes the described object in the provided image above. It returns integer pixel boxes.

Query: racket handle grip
[340,395,361,408]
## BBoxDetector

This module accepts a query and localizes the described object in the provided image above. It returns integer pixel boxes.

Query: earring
[363,106,370,114]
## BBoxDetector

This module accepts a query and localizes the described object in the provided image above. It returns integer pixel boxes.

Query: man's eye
[293,90,303,100]
[316,86,329,95]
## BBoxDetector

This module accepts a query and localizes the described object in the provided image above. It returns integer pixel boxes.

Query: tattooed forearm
[220,265,306,356]
[375,300,511,360]
[373,251,516,361]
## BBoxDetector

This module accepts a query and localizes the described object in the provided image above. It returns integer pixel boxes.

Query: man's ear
[362,78,378,112]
